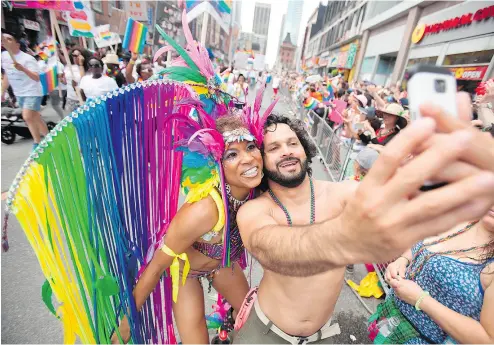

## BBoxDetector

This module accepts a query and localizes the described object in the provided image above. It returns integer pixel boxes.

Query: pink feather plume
[180,10,214,79]
[153,45,174,63]
[243,88,279,144]
[189,129,225,161]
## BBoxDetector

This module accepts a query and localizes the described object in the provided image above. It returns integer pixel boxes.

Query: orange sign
[411,23,426,44]
[449,66,487,80]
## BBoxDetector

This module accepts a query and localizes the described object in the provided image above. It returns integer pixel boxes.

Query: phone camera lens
[434,79,446,93]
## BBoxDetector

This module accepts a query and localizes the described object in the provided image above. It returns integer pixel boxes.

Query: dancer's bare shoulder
[171,195,219,238]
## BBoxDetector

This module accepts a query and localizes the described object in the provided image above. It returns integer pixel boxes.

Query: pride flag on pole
[122,18,148,54]
[40,66,59,95]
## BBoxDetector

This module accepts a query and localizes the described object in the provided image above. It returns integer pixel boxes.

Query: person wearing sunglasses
[79,57,118,101]
[61,47,91,112]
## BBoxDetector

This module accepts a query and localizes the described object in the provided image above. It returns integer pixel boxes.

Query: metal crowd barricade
[303,110,353,182]
[373,262,391,295]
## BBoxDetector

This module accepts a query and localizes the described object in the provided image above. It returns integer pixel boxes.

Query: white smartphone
[404,65,458,191]
[404,65,458,122]
[354,122,365,130]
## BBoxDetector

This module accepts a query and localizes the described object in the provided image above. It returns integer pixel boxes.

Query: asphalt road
[1,84,381,344]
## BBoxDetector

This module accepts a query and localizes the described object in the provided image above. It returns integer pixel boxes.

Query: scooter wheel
[47,121,57,131]
[1,127,16,145]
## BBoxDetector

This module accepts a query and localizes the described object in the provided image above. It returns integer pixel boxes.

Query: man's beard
[264,157,308,188]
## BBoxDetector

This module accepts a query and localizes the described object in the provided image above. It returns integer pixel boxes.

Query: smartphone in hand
[404,64,458,122]
[404,64,458,191]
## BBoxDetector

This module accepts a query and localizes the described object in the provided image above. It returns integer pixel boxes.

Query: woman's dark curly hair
[258,114,317,190]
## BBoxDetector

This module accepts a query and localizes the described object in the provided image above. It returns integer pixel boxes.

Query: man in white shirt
[272,74,281,99]
[1,32,48,150]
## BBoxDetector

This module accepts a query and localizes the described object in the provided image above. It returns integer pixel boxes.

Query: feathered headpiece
[153,10,231,119]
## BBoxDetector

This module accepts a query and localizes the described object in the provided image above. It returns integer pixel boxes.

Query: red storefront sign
[412,5,494,43]
[449,66,488,80]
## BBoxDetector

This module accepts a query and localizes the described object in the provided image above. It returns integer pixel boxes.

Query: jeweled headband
[222,127,255,144]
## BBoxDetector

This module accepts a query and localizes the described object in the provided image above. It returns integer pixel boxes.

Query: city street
[1,85,380,344]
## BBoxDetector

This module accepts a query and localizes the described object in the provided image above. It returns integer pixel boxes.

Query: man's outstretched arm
[237,202,350,277]
[239,114,494,277]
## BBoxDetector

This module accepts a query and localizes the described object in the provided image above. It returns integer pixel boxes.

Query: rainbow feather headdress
[2,11,278,345]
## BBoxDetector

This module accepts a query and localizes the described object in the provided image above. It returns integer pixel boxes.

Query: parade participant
[233,74,249,104]
[112,111,266,344]
[125,52,153,84]
[79,57,118,101]
[63,47,88,112]
[1,31,48,150]
[103,53,126,87]
[272,74,281,99]
[234,91,494,343]
[112,12,280,344]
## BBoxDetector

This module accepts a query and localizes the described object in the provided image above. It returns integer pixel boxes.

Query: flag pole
[50,11,63,97]
[49,10,84,105]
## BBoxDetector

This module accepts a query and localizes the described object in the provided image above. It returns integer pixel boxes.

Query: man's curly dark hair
[258,114,318,190]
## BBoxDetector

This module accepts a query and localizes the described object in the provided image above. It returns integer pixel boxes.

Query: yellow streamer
[160,244,190,303]
[13,163,95,343]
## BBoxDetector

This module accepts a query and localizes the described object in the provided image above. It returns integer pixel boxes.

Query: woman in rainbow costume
[111,14,279,343]
[3,11,277,345]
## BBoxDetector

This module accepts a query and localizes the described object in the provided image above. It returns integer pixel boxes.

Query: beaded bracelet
[415,291,430,311]
[399,256,410,266]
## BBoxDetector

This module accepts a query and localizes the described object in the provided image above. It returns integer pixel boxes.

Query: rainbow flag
[38,51,48,61]
[40,66,58,95]
[222,71,231,83]
[122,18,148,54]
[47,43,56,54]
[303,97,319,110]
[100,31,112,40]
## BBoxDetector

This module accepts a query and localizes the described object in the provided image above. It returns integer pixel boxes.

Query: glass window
[346,15,352,31]
[361,56,376,74]
[91,0,103,13]
[358,4,367,25]
[407,56,438,67]
[442,50,494,65]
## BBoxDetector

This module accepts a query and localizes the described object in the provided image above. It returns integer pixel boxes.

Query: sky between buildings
[240,0,327,68]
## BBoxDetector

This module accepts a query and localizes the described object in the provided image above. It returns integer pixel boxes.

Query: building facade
[302,0,369,80]
[237,32,267,55]
[355,0,494,88]
[253,2,271,36]
[278,33,297,71]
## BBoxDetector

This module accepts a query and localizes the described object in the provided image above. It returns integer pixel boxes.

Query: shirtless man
[234,96,494,344]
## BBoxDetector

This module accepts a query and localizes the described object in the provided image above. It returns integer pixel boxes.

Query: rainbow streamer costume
[2,11,277,345]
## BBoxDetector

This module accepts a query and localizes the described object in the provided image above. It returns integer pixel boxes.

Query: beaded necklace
[268,178,315,226]
[406,221,489,281]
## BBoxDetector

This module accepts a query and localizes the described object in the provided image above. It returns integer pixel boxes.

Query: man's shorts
[17,96,42,112]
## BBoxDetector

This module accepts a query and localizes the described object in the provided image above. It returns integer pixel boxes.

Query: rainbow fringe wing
[4,81,203,344]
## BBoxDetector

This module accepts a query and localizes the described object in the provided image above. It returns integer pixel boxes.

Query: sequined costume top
[191,188,248,263]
